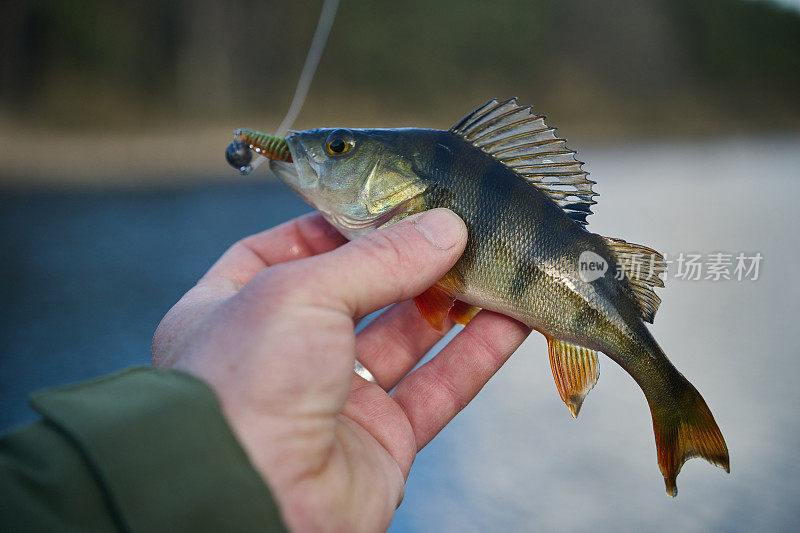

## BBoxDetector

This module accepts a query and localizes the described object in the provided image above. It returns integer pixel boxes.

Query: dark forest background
[2,0,799,133]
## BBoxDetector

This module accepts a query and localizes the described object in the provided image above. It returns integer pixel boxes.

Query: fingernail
[413,208,465,250]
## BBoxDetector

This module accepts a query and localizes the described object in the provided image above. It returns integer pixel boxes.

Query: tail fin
[649,381,730,497]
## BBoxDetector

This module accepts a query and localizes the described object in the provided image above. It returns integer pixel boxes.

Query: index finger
[391,311,531,451]
[202,212,348,286]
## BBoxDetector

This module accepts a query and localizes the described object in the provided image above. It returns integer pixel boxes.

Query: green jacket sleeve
[0,367,286,532]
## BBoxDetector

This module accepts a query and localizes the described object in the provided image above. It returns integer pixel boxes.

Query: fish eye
[325,130,355,156]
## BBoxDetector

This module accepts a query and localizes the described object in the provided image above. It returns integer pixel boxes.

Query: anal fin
[547,338,599,418]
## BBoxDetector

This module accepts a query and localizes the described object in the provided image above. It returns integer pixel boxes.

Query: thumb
[298,208,467,318]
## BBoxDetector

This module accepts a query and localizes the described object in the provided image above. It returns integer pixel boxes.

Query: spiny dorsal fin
[547,338,599,418]
[450,98,597,227]
[604,237,666,323]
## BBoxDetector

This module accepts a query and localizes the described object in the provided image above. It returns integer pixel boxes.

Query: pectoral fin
[547,338,600,418]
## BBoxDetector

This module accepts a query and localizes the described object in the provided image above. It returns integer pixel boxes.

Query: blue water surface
[3,137,800,531]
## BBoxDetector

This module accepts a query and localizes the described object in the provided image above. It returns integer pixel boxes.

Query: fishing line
[249,0,340,173]
[236,0,375,384]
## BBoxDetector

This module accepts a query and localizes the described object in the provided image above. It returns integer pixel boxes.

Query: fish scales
[239,98,729,496]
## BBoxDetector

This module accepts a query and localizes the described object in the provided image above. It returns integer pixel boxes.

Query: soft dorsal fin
[450,98,597,227]
[604,237,666,323]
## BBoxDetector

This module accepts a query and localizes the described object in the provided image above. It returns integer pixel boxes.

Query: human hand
[152,208,531,532]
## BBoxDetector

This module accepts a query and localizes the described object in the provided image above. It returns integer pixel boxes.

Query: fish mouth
[329,204,403,231]
[269,159,299,184]
[269,135,310,199]
[268,158,309,202]
[268,139,341,224]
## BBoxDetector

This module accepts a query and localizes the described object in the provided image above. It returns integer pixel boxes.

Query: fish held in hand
[231,98,729,496]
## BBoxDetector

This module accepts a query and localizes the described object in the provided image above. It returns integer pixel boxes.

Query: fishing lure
[225,98,730,496]
[225,129,292,175]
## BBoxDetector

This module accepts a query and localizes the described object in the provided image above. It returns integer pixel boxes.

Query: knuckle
[461,325,505,366]
[225,239,248,258]
[235,236,272,265]
[434,369,470,412]
[243,263,300,304]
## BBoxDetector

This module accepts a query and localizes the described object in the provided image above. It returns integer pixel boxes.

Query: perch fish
[226,98,730,496]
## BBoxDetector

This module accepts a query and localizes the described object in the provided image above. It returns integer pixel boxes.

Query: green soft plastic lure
[225,128,292,175]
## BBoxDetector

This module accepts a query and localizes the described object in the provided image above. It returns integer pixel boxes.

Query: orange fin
[650,384,730,497]
[547,338,599,418]
[449,300,481,326]
[413,285,455,331]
